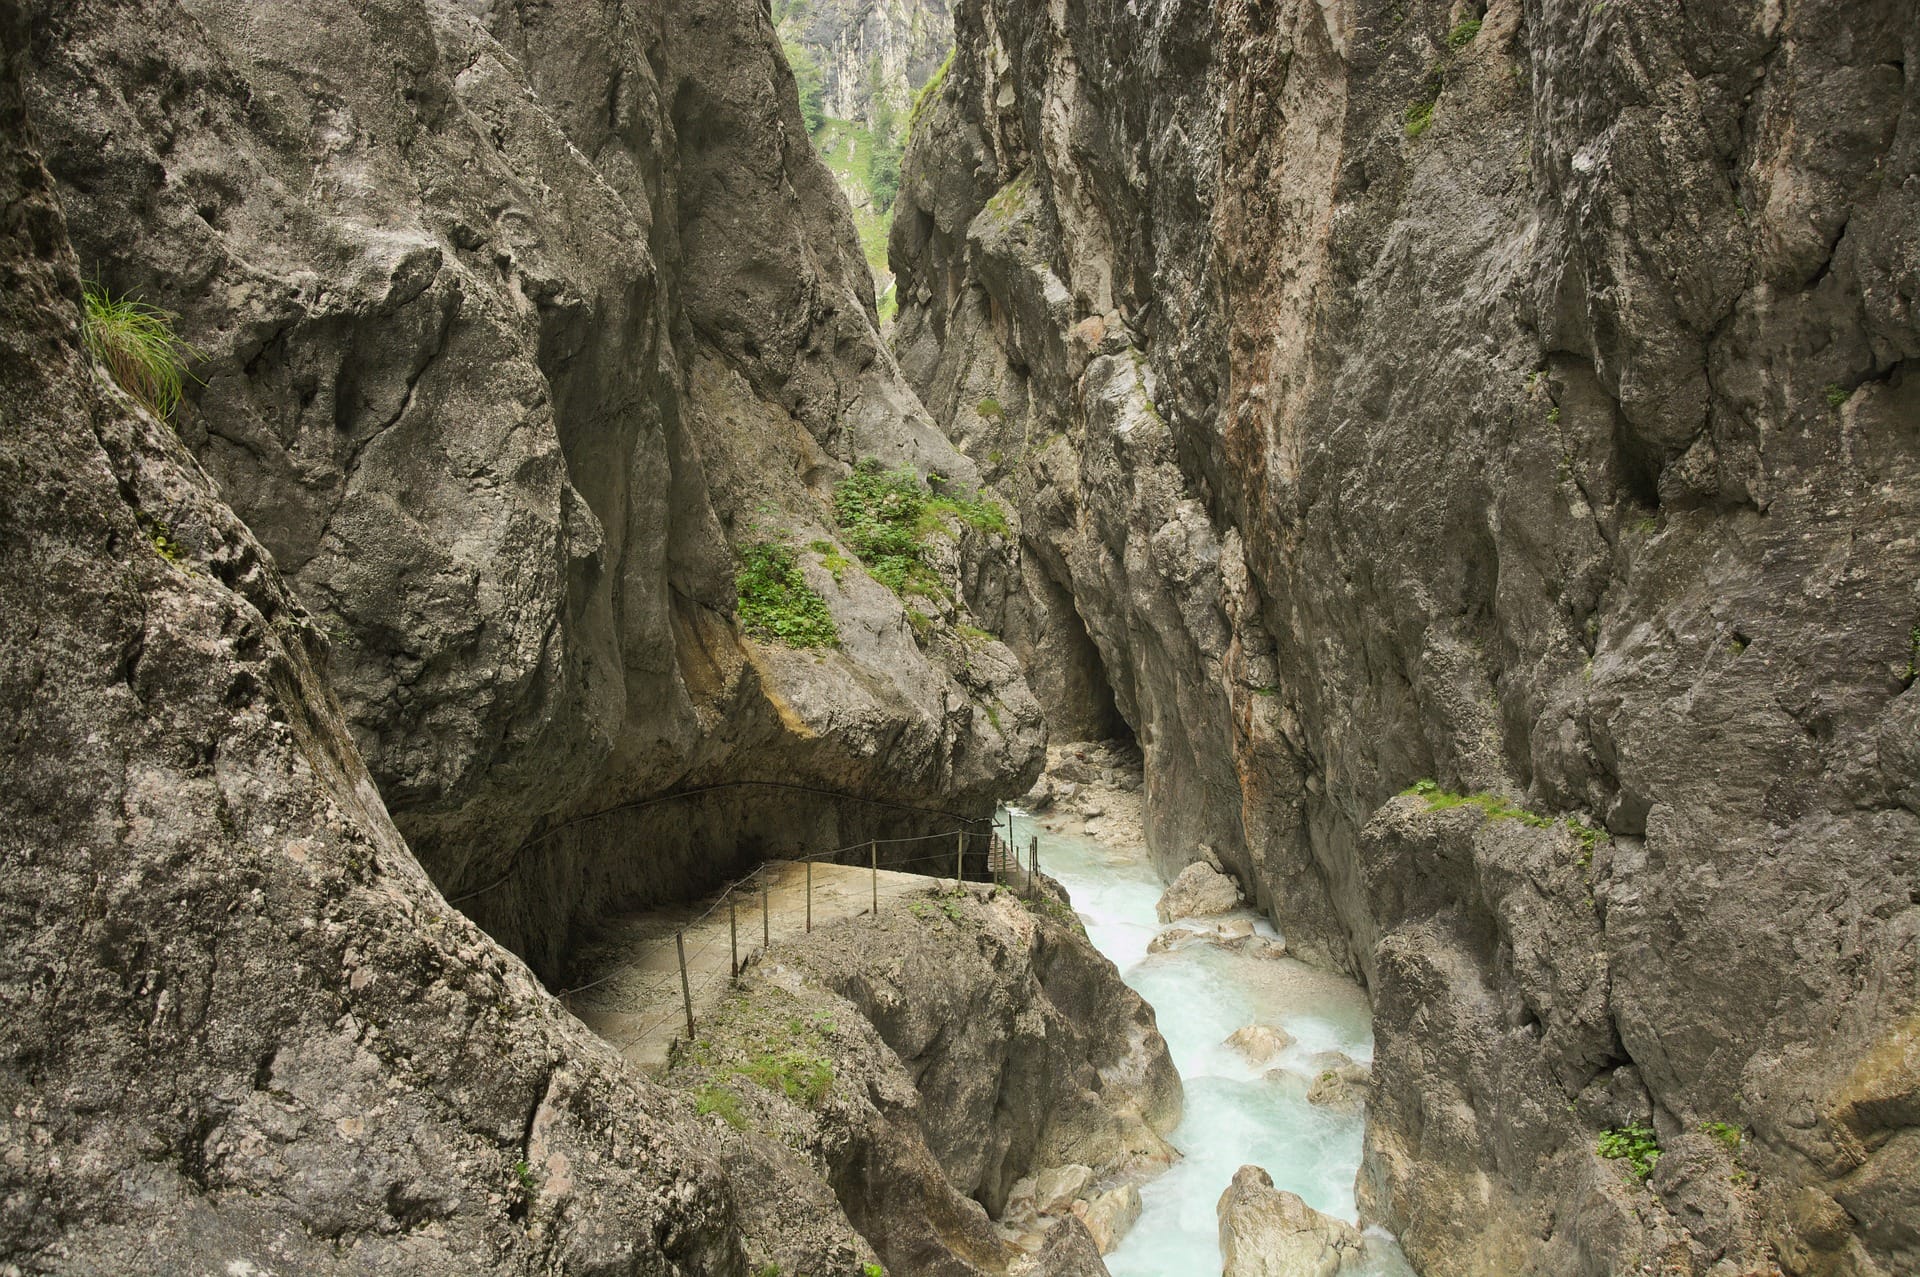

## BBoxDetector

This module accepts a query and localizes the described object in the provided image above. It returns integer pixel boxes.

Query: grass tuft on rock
[1447,17,1483,48]
[81,282,197,421]
[736,540,838,648]
[1402,779,1605,865]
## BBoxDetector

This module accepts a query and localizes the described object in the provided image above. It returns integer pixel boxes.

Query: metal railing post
[761,872,769,950]
[870,840,878,920]
[676,931,695,1041]
[955,830,964,887]
[805,859,813,933]
[729,896,738,978]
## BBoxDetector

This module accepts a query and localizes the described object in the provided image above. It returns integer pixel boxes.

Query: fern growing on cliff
[81,282,198,421]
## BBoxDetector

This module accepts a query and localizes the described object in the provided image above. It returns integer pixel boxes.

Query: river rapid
[1011,813,1414,1276]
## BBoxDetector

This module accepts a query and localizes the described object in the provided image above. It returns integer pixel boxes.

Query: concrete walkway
[568,858,977,1073]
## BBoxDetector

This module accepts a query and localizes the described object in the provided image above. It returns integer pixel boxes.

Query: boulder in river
[1218,1165,1366,1277]
[1226,1024,1297,1065]
[1306,1056,1372,1113]
[1156,861,1242,922]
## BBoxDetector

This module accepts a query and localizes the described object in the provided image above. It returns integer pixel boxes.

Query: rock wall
[893,0,1920,1272]
[0,15,899,1267]
[19,0,1042,980]
[781,0,954,129]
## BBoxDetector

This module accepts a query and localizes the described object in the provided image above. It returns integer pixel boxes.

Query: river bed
[1012,813,1414,1276]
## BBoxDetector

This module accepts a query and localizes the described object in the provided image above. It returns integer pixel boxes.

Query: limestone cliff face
[20,0,1041,979]
[894,0,1920,1272]
[0,13,894,1267]
[781,0,954,129]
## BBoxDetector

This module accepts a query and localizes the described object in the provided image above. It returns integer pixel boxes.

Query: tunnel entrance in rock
[445,782,999,991]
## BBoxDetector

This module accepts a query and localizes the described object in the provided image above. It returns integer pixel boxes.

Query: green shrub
[831,458,1008,603]
[512,1158,537,1191]
[1404,97,1436,139]
[1447,17,1483,48]
[1597,1122,1660,1179]
[81,282,197,421]
[736,541,838,647]
[1825,383,1852,409]
[977,396,1004,419]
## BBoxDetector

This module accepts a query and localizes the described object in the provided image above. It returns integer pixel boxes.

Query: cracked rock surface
[894,0,1920,1270]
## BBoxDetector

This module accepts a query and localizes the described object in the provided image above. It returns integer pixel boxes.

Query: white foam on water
[1010,812,1414,1277]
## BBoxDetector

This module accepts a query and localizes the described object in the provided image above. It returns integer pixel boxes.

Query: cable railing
[558,814,1048,1059]
[447,780,1001,908]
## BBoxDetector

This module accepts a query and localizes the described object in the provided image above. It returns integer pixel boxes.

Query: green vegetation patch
[1447,17,1483,48]
[908,46,954,137]
[694,1083,748,1129]
[1825,383,1852,409]
[736,1050,834,1106]
[736,540,839,648]
[1404,96,1436,139]
[1402,779,1605,864]
[1701,1120,1742,1152]
[82,282,198,421]
[1597,1122,1661,1179]
[831,458,1008,602]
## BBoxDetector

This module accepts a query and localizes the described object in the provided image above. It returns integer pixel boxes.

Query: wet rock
[1226,1025,1297,1066]
[1217,1166,1366,1277]
[1074,1183,1143,1254]
[1156,861,1243,923]
[1148,927,1208,954]
[1306,1058,1372,1114]
[1034,1164,1096,1214]
[1012,1215,1114,1277]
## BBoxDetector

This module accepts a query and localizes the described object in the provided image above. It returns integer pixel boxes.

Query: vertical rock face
[781,0,955,129]
[20,0,1042,979]
[0,14,897,1267]
[894,0,1920,1272]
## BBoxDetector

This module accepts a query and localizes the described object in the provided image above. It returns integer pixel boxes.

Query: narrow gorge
[1,0,1915,1275]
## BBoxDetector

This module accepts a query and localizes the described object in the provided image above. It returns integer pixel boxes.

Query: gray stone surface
[1156,860,1245,923]
[894,0,1920,1271]
[19,0,1044,983]
[0,22,879,1269]
[661,882,1180,1274]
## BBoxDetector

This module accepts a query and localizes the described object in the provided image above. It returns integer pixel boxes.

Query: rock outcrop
[19,0,1044,983]
[662,880,1180,1273]
[0,16,889,1268]
[894,0,1920,1271]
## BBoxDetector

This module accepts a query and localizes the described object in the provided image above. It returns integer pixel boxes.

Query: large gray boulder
[1217,1166,1366,1277]
[1155,860,1243,923]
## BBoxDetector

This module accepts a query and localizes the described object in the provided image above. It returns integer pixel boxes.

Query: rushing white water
[1012,815,1414,1277]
